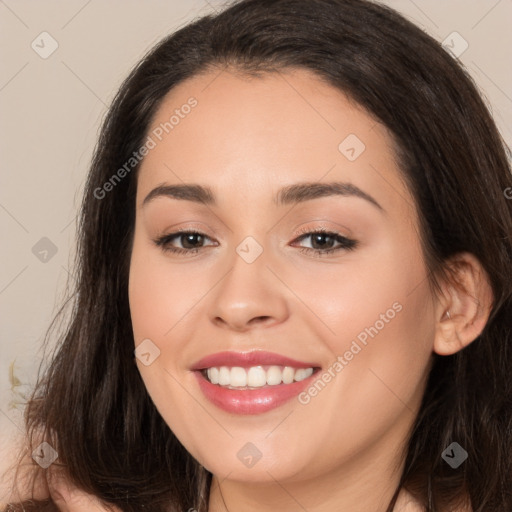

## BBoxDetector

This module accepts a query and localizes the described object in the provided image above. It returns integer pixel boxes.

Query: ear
[433,252,494,356]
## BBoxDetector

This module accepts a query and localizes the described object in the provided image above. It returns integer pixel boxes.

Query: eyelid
[154,229,216,248]
[292,220,353,238]
[153,224,358,257]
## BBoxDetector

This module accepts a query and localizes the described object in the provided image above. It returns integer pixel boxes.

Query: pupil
[312,233,333,249]
[183,233,202,249]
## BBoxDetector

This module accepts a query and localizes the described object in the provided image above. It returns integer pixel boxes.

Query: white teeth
[230,367,247,387]
[266,365,282,385]
[208,367,219,384]
[247,366,267,387]
[282,366,295,384]
[203,365,315,388]
[218,366,231,386]
[294,368,314,382]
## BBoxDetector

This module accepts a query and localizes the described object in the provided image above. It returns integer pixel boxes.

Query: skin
[128,67,492,512]
[1,67,491,511]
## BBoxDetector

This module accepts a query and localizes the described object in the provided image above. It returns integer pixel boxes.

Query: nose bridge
[210,232,288,330]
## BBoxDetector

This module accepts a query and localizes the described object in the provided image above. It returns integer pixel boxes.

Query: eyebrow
[142,181,384,211]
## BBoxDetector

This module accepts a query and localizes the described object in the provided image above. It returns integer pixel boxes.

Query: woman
[3,0,511,510]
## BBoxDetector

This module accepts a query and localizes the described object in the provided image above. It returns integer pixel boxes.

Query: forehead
[136,67,413,216]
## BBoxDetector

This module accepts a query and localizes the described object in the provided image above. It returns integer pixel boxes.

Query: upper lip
[190,350,320,370]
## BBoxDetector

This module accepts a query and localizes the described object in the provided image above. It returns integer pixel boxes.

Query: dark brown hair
[5,0,512,510]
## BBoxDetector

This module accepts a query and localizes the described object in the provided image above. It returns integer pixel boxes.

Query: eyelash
[153,227,358,258]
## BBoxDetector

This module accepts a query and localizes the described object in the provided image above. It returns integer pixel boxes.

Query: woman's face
[128,68,436,484]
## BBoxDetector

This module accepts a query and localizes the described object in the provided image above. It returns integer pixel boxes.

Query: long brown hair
[5,0,512,510]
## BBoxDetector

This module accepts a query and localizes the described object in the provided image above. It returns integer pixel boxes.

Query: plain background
[0,0,511,484]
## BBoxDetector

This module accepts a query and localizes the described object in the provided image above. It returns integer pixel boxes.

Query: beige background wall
[1,0,511,486]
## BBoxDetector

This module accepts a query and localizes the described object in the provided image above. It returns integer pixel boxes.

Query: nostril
[249,316,272,325]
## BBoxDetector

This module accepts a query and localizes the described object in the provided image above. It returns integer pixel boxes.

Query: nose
[210,246,289,332]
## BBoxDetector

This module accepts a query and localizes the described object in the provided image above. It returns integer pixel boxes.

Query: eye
[291,227,358,257]
[153,227,358,257]
[153,230,216,255]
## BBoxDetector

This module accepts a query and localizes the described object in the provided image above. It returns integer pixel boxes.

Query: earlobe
[433,253,494,356]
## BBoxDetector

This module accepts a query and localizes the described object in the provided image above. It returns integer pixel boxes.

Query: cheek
[128,239,201,350]
[301,231,431,374]
[128,240,206,451]
[291,230,433,358]
[297,240,435,443]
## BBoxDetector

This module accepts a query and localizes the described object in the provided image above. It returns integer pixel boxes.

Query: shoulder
[0,430,50,506]
[0,431,121,512]
[47,470,123,511]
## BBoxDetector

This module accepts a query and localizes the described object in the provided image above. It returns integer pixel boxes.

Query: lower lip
[193,370,317,415]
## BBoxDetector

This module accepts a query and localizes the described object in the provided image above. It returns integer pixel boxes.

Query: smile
[202,365,314,388]
[191,351,321,414]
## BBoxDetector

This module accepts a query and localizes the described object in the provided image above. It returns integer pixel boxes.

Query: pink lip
[190,350,320,415]
[193,370,318,415]
[190,350,319,370]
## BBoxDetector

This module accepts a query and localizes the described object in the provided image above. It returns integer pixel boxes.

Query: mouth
[191,351,321,414]
[200,365,316,389]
